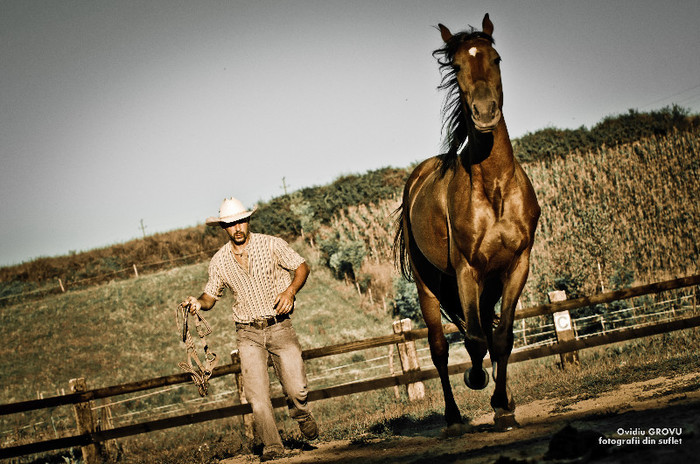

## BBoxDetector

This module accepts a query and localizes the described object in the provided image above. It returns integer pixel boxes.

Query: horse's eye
[494,57,502,66]
[453,65,461,72]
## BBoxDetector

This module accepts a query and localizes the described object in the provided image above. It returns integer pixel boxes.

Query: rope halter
[176,302,218,396]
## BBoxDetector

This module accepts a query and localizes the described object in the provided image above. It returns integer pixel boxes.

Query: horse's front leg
[491,251,531,431]
[454,267,490,390]
[440,276,489,391]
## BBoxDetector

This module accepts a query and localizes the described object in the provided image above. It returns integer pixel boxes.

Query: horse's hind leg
[415,277,467,434]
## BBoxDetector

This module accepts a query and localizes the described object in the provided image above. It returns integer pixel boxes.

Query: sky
[2,0,699,266]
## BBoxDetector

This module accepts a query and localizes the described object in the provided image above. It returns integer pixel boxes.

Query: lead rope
[176,303,218,396]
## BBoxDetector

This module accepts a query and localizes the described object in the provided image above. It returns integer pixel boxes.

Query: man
[182,196,318,462]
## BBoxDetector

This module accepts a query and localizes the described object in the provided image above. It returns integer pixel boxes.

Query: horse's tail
[392,203,413,281]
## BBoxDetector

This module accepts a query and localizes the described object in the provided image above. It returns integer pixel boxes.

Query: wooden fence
[1,274,699,461]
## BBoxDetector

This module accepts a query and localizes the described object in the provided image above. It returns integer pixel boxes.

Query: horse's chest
[452,203,526,271]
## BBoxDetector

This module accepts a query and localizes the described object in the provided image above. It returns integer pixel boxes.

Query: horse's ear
[482,13,494,36]
[438,24,453,43]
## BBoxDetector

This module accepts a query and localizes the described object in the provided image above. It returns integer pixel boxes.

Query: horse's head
[437,14,502,133]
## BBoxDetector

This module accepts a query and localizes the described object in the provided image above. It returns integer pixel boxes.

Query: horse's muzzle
[471,100,501,132]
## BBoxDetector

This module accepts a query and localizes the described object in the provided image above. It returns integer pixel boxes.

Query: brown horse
[394,14,540,433]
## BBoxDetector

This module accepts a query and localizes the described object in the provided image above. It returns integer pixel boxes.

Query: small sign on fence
[548,291,580,368]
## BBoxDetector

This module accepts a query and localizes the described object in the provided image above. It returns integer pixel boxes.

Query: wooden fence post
[548,291,580,368]
[99,399,120,459]
[392,319,425,401]
[387,345,400,399]
[230,350,254,442]
[69,378,104,464]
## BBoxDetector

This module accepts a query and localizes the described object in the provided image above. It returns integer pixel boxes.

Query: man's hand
[273,289,295,315]
[182,296,201,314]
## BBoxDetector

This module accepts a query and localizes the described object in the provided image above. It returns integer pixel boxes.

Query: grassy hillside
[0,239,408,463]
[0,243,395,404]
[0,226,229,307]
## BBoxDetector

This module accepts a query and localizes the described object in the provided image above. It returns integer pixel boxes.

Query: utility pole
[139,219,147,239]
[281,177,289,196]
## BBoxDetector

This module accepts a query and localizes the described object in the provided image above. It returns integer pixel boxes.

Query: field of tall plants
[524,130,699,300]
[310,130,700,314]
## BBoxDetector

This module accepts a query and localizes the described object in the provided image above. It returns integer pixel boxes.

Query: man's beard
[233,232,247,245]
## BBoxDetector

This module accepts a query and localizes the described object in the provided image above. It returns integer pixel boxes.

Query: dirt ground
[220,371,700,464]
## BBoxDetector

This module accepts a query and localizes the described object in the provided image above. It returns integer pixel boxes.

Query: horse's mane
[433,28,495,174]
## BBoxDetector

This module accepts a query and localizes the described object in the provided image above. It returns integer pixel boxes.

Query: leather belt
[236,313,290,330]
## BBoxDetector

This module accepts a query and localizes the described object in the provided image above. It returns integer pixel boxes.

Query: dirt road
[220,371,700,463]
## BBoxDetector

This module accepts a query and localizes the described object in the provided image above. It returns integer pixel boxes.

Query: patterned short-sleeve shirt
[204,233,305,322]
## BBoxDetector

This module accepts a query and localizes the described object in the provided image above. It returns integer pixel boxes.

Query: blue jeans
[236,319,312,450]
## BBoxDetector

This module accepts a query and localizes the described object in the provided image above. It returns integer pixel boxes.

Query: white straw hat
[205,197,257,225]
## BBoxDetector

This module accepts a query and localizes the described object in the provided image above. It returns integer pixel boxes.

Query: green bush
[322,239,367,281]
[392,276,422,326]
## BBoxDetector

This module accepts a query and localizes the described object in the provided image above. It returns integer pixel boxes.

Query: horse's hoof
[464,367,489,390]
[493,408,519,432]
[440,422,473,438]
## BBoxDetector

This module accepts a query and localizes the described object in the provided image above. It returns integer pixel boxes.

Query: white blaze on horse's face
[453,40,503,132]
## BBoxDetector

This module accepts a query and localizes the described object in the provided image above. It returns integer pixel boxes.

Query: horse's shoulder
[406,157,445,188]
[413,156,443,173]
[505,164,541,223]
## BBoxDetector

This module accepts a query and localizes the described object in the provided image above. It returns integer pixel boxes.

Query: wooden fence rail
[1,274,699,460]
[515,274,700,320]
